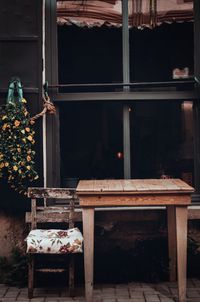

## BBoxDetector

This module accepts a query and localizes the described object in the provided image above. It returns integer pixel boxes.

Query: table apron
[79,193,191,207]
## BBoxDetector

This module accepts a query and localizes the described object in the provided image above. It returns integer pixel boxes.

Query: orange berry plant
[0,96,38,195]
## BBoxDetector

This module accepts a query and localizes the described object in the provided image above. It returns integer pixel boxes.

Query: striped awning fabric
[57,0,193,29]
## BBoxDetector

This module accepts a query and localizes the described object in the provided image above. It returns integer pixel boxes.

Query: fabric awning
[57,0,193,29]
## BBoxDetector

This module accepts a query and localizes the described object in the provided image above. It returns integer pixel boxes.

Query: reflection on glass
[57,1,122,87]
[129,0,194,82]
[128,0,193,30]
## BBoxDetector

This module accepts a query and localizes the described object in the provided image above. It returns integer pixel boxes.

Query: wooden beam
[28,187,76,198]
[25,207,200,223]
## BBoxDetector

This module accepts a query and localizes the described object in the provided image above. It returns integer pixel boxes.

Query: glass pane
[129,0,194,82]
[130,100,194,186]
[57,1,122,89]
[60,102,123,183]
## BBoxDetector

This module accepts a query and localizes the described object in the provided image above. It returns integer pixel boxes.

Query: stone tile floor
[1,279,200,301]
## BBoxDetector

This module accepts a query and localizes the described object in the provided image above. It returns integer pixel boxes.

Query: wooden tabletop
[77,179,194,195]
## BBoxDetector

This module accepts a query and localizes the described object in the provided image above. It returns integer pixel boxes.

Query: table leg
[82,208,95,302]
[176,206,188,302]
[167,205,177,281]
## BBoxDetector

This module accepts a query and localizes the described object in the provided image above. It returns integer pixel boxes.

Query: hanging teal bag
[7,77,24,104]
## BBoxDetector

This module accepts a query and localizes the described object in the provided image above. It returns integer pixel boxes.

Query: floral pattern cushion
[26,227,83,254]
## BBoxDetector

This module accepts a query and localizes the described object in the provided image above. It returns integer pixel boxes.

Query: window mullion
[122,0,131,179]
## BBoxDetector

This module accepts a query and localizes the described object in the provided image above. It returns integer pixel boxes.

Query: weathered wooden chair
[25,187,83,299]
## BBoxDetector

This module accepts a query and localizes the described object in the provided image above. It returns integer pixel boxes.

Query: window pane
[130,22,194,82]
[129,0,194,82]
[130,100,194,186]
[60,102,123,183]
[57,1,122,88]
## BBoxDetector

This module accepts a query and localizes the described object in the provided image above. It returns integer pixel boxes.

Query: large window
[57,0,194,87]
[52,0,195,187]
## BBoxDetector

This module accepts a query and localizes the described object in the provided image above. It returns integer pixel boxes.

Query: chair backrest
[27,187,78,230]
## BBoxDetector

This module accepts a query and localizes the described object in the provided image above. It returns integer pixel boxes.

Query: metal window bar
[46,79,196,88]
[0,80,196,93]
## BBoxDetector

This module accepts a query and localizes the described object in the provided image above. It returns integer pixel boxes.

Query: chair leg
[28,254,34,299]
[69,254,75,297]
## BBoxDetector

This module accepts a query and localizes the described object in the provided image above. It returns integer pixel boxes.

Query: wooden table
[77,179,194,302]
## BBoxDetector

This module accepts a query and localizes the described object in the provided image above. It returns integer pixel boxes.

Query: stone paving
[1,279,200,302]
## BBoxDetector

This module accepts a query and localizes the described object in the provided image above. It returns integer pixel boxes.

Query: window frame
[45,0,200,200]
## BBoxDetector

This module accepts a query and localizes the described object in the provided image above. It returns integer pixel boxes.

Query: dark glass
[130,100,194,185]
[57,24,122,87]
[60,102,123,181]
[130,22,194,82]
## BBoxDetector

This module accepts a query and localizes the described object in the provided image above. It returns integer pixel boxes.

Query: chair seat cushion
[26,227,83,254]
